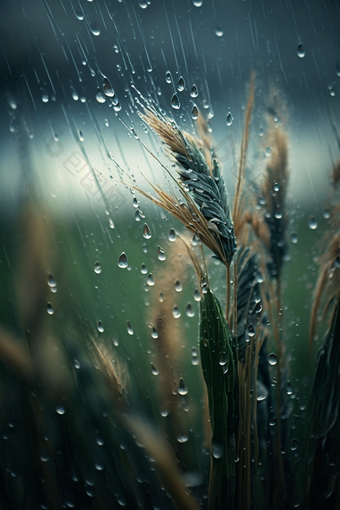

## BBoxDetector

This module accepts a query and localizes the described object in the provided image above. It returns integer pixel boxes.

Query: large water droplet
[193,289,202,301]
[177,76,185,91]
[178,378,188,395]
[193,0,203,6]
[257,380,268,401]
[47,274,57,288]
[169,228,176,241]
[219,352,228,366]
[297,43,305,58]
[171,93,180,109]
[94,261,102,274]
[118,252,128,268]
[190,84,198,98]
[147,273,155,286]
[96,88,106,103]
[215,25,224,37]
[191,347,199,365]
[56,404,65,415]
[175,280,182,292]
[189,103,198,120]
[177,434,188,443]
[151,363,159,375]
[151,326,158,339]
[143,223,152,239]
[127,321,134,335]
[103,77,114,97]
[97,321,104,333]
[308,216,318,230]
[47,303,54,315]
[268,352,277,366]
[141,263,147,274]
[286,381,294,395]
[186,303,195,317]
[158,247,166,261]
[172,306,181,318]
[165,71,172,83]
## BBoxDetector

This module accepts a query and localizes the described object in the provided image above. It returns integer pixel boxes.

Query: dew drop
[323,208,330,219]
[337,62,340,77]
[190,84,198,98]
[247,324,255,338]
[290,438,298,451]
[47,303,54,315]
[151,363,159,375]
[193,289,202,302]
[191,347,199,365]
[256,271,264,283]
[265,146,272,157]
[132,197,139,208]
[258,126,264,137]
[186,303,195,317]
[118,252,128,268]
[191,105,199,120]
[297,43,305,58]
[48,274,57,288]
[42,93,49,103]
[168,228,176,241]
[97,321,104,333]
[151,326,158,339]
[175,280,183,292]
[215,25,224,37]
[157,247,166,261]
[308,216,318,230]
[165,71,172,83]
[109,218,115,229]
[177,434,188,443]
[96,88,106,103]
[268,352,277,366]
[94,261,102,274]
[138,0,148,8]
[254,301,263,314]
[212,442,223,459]
[275,208,282,220]
[56,404,65,415]
[287,381,294,395]
[193,0,203,6]
[172,306,181,318]
[143,223,152,239]
[74,359,80,369]
[103,77,115,97]
[171,93,180,109]
[127,321,134,335]
[257,380,268,401]
[226,111,233,126]
[219,352,228,366]
[147,273,155,286]
[178,378,188,395]
[177,76,185,91]
[141,263,147,274]
[290,233,298,244]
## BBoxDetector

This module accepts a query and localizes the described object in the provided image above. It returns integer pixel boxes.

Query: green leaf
[199,289,237,510]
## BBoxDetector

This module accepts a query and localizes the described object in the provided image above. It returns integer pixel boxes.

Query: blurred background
[0,0,339,507]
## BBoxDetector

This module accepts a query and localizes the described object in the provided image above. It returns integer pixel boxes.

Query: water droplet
[191,105,199,120]
[259,126,264,137]
[147,273,155,286]
[290,438,298,451]
[178,378,188,395]
[177,76,185,91]
[94,261,102,274]
[212,442,223,459]
[56,404,65,415]
[96,88,106,103]
[290,233,298,244]
[172,306,181,318]
[308,216,318,230]
[274,182,280,192]
[158,247,166,261]
[72,89,79,101]
[193,289,202,302]
[127,321,134,335]
[103,77,114,97]
[143,223,152,239]
[265,146,272,157]
[138,0,148,8]
[47,303,54,315]
[89,23,100,36]
[268,352,277,366]
[175,280,182,292]
[297,43,305,58]
[215,25,224,37]
[190,84,198,98]
[151,326,158,339]
[151,363,159,375]
[287,381,294,395]
[256,271,264,283]
[169,228,176,241]
[118,252,128,268]
[94,461,104,471]
[177,434,188,443]
[109,218,115,229]
[191,347,199,365]
[165,71,172,83]
[74,359,80,369]
[96,436,104,446]
[186,303,195,317]
[193,0,203,6]
[247,324,255,339]
[254,301,263,314]
[226,111,233,126]
[171,93,180,109]
[257,380,268,401]
[329,83,336,97]
[113,102,121,112]
[42,93,49,103]
[47,274,57,288]
[275,208,282,220]
[219,352,228,366]
[97,321,104,333]
[141,263,147,274]
[323,208,330,219]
